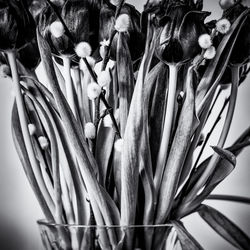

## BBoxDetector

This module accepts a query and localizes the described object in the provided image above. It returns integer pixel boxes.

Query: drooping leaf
[37,29,120,245]
[177,147,236,218]
[172,221,204,250]
[198,204,250,249]
[11,102,54,221]
[226,126,250,157]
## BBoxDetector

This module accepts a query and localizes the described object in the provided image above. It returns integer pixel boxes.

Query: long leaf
[116,32,135,136]
[172,221,204,250]
[11,102,54,221]
[198,204,250,249]
[156,67,195,224]
[120,61,161,250]
[37,29,119,246]
[176,147,236,218]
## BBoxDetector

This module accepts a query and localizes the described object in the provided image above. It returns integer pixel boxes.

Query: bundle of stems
[1,0,250,249]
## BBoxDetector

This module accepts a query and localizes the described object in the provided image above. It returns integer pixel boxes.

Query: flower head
[50,21,65,38]
[0,0,36,50]
[84,122,96,139]
[219,0,235,10]
[114,138,124,152]
[155,2,210,64]
[99,3,145,61]
[75,42,92,58]
[216,19,231,34]
[28,124,37,136]
[115,14,130,32]
[198,34,212,49]
[87,82,102,100]
[38,136,49,150]
[223,3,250,65]
[204,46,216,60]
[98,70,111,87]
[38,0,100,57]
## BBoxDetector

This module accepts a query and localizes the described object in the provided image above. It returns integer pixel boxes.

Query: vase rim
[37,219,172,228]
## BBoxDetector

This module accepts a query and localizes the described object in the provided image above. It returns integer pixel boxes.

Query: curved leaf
[198,204,250,249]
[172,221,204,250]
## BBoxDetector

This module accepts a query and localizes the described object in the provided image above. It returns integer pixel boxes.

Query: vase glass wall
[37,220,173,250]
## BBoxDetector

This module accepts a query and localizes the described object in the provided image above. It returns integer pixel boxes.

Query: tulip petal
[179,11,210,61]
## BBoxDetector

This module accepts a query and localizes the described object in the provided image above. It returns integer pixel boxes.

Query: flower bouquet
[0,0,250,249]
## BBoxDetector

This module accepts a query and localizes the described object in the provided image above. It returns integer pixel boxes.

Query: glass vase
[37,220,172,250]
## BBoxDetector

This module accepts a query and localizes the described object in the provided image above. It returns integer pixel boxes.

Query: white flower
[216,19,231,34]
[98,70,111,87]
[198,34,212,49]
[103,109,119,128]
[204,46,216,60]
[79,57,95,72]
[28,124,37,136]
[38,136,49,150]
[99,45,106,59]
[100,39,110,47]
[114,138,124,152]
[84,122,96,139]
[0,64,11,78]
[87,82,102,100]
[50,21,65,38]
[103,114,113,127]
[75,42,92,58]
[115,14,130,32]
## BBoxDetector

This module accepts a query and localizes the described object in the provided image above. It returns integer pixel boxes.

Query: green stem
[63,57,76,116]
[154,65,178,194]
[7,50,55,217]
[207,194,250,205]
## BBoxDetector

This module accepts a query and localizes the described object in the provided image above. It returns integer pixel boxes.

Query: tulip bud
[99,3,145,61]
[0,0,36,50]
[87,82,102,100]
[219,0,235,10]
[84,122,96,139]
[38,0,97,57]
[156,3,210,64]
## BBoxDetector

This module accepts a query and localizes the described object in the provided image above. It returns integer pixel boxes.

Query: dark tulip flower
[223,2,250,65]
[38,0,100,58]
[26,0,47,21]
[99,3,145,61]
[17,39,41,70]
[0,0,36,50]
[155,0,210,65]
